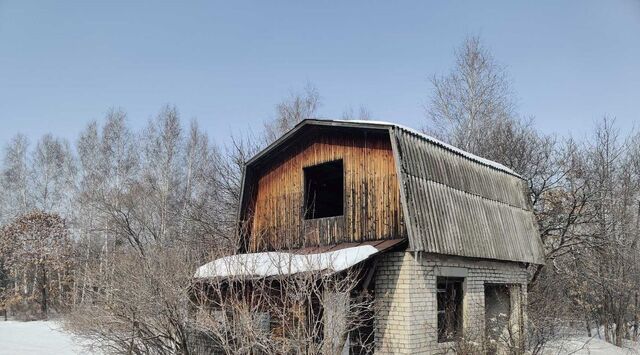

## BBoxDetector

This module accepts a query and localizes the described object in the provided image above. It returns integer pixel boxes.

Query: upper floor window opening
[303,160,344,219]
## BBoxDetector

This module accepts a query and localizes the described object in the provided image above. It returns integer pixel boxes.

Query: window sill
[303,215,344,221]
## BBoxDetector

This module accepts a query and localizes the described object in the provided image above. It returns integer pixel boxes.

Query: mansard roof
[239,119,545,265]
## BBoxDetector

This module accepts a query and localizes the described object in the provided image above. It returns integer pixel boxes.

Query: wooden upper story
[240,124,406,252]
[238,119,545,265]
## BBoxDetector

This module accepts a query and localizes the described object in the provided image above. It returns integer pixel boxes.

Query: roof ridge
[317,119,520,177]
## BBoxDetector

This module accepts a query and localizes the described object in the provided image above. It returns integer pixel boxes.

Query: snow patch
[0,320,92,355]
[543,336,639,355]
[194,245,378,278]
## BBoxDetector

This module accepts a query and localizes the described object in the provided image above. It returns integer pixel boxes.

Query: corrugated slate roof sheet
[389,125,544,264]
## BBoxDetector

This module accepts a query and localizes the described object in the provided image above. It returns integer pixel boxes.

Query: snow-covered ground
[0,320,639,354]
[543,336,640,355]
[0,320,90,355]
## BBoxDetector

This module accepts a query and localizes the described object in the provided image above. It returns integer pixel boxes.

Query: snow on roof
[194,245,378,279]
[321,119,518,176]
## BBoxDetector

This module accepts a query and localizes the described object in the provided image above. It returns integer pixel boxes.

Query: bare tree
[30,134,76,214]
[95,109,144,255]
[0,211,73,319]
[65,107,234,353]
[180,120,226,251]
[1,134,32,222]
[73,120,109,306]
[100,108,139,193]
[141,105,184,245]
[423,36,622,352]
[426,36,515,154]
[341,106,372,121]
[525,119,640,349]
[425,37,600,274]
[263,83,321,144]
[64,246,198,355]
[567,118,640,346]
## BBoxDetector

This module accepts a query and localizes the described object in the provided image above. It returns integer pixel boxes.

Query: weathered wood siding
[246,130,405,251]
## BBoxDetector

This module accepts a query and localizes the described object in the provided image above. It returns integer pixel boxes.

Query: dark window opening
[304,160,344,219]
[484,284,512,355]
[437,277,464,343]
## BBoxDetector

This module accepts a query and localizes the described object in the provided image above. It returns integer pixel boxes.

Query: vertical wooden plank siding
[247,131,406,251]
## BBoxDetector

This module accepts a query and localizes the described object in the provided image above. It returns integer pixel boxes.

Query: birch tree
[141,106,184,245]
[426,36,514,154]
[181,120,226,250]
[425,36,595,273]
[1,134,32,223]
[30,134,76,214]
[569,119,640,346]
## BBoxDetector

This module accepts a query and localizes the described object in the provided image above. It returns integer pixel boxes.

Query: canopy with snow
[194,240,404,279]
[195,246,377,279]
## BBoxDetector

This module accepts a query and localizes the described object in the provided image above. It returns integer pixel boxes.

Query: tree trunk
[40,263,48,318]
[634,292,638,339]
[615,312,625,347]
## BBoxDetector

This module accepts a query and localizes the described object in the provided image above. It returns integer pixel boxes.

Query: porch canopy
[194,240,404,279]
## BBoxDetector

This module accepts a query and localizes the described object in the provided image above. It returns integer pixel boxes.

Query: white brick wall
[374,252,529,354]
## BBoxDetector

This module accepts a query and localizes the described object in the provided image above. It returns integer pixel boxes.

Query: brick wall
[374,252,529,354]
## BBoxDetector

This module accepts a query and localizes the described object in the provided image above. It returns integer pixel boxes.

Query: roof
[195,240,404,279]
[389,124,544,264]
[245,119,519,177]
[239,119,545,265]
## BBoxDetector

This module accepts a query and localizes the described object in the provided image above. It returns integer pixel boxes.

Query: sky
[1,0,639,149]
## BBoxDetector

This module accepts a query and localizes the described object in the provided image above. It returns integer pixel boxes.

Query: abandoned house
[194,119,545,354]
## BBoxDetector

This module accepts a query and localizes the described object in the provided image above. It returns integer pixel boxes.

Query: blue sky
[1,1,639,148]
